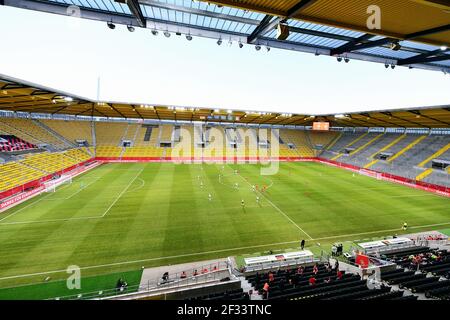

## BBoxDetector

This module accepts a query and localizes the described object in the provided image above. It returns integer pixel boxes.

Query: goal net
[358,169,382,180]
[44,175,73,192]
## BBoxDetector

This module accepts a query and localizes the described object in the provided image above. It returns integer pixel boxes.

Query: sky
[0,5,449,116]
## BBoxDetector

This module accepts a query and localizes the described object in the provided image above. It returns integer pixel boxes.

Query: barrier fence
[51,261,231,300]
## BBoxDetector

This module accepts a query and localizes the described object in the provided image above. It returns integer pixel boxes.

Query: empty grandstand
[0,74,449,303]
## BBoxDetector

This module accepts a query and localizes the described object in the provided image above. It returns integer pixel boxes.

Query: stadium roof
[1,75,449,128]
[2,0,450,73]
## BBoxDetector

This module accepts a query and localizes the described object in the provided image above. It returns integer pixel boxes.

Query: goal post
[43,175,73,193]
[358,169,382,180]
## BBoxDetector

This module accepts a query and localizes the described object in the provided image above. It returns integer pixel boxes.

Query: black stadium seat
[399,276,440,290]
[412,280,450,293]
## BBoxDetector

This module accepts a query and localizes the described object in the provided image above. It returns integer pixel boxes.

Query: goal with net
[358,169,382,180]
[43,175,73,193]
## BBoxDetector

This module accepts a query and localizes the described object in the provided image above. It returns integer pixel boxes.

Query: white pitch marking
[46,177,100,201]
[101,168,144,217]
[236,170,313,240]
[0,216,102,226]
[312,221,450,241]
[125,178,146,194]
[0,192,53,223]
[0,168,143,225]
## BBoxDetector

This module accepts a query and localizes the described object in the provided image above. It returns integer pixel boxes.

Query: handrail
[50,261,231,300]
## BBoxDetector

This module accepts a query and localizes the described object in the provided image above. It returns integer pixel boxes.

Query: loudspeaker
[276,23,290,40]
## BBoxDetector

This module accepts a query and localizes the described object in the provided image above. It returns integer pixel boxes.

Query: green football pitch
[0,161,449,290]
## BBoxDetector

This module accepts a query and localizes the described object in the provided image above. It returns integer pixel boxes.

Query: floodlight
[127,25,135,32]
[107,21,115,29]
[389,41,401,51]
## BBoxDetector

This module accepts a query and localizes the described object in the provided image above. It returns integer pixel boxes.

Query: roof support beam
[247,0,317,44]
[408,110,450,126]
[247,15,274,44]
[108,104,127,118]
[348,115,380,127]
[1,0,450,73]
[332,37,393,55]
[331,24,450,56]
[330,33,375,56]
[132,105,144,120]
[381,112,428,128]
[366,115,406,128]
[406,24,450,39]
[115,0,146,28]
[140,0,259,26]
[398,49,450,66]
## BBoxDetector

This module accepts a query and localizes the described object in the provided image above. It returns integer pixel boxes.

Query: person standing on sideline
[263,282,269,299]
[300,239,305,250]
[334,260,339,271]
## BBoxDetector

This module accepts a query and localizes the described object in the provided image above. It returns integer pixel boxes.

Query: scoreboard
[312,122,330,131]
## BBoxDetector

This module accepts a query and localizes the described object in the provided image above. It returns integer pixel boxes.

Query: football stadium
[0,0,450,305]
